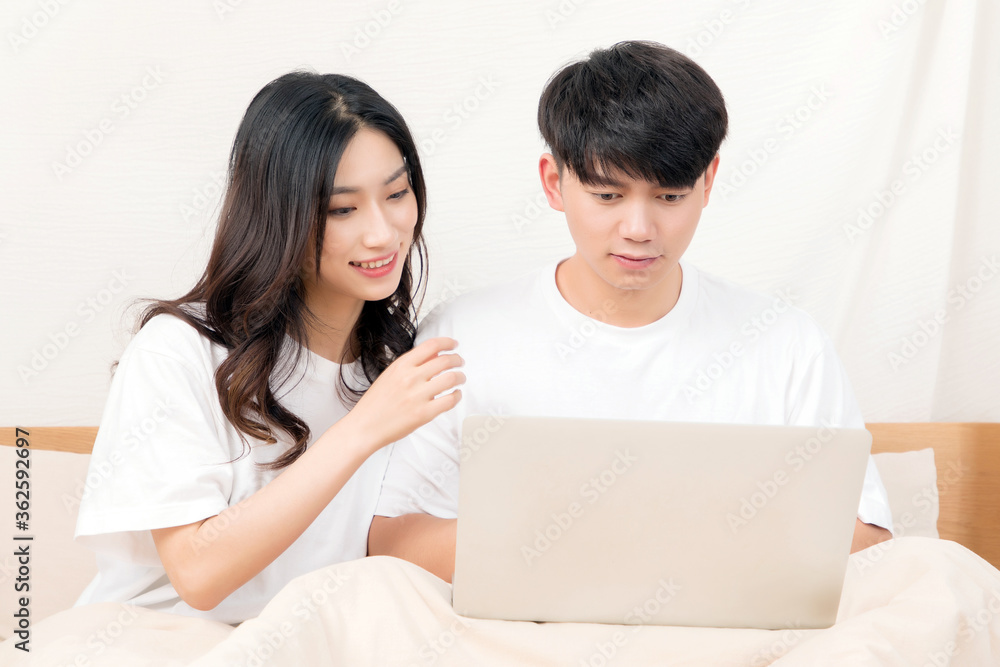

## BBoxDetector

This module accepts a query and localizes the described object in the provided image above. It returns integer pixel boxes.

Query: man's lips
[612,253,660,269]
[613,253,658,261]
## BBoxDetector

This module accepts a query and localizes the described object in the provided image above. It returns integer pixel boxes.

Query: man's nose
[619,201,656,242]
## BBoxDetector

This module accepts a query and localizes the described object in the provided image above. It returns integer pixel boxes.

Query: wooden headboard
[3,427,98,454]
[3,423,999,568]
[867,423,1000,569]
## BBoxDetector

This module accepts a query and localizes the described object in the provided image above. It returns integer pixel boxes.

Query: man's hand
[850,517,892,553]
[368,514,457,583]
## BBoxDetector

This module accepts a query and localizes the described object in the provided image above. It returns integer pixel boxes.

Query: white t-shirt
[74,312,388,624]
[376,259,893,532]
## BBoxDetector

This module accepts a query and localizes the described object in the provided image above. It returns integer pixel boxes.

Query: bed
[1,423,999,665]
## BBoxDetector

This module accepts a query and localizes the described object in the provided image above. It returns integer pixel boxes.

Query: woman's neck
[300,295,364,364]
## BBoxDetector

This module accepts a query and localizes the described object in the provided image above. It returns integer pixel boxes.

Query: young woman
[74,71,465,624]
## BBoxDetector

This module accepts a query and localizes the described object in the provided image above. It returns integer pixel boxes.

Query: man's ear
[701,154,721,208]
[539,153,565,212]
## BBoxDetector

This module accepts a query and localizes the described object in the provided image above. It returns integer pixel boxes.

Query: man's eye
[662,194,684,202]
[388,188,410,200]
[596,193,618,201]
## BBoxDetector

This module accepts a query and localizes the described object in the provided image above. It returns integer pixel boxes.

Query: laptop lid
[452,416,871,630]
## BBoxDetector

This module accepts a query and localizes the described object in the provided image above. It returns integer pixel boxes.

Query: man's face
[540,154,719,297]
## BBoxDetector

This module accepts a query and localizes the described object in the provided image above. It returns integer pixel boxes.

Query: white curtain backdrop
[2,0,997,424]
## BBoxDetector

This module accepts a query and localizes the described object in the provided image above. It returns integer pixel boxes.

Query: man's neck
[554,255,683,328]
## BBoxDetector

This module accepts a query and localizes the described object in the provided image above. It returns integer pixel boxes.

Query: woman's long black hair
[133,71,428,470]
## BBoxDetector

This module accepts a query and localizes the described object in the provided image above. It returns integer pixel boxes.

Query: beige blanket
[4,537,1000,666]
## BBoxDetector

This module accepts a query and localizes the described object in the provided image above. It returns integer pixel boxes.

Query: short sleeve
[375,415,462,519]
[75,317,236,565]
[375,308,463,519]
[785,323,894,533]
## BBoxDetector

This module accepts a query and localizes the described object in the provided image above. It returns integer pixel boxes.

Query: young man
[368,41,893,581]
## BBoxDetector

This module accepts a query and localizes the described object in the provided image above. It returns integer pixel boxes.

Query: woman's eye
[388,188,410,200]
[328,207,353,216]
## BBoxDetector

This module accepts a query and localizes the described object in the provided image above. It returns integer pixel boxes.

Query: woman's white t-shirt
[74,312,388,624]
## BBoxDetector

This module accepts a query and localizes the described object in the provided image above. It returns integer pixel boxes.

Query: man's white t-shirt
[376,259,893,532]
[75,312,388,624]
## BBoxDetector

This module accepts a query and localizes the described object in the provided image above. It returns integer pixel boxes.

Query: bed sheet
[3,537,998,666]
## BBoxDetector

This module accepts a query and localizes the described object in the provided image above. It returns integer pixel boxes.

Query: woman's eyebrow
[331,164,408,196]
[384,164,408,185]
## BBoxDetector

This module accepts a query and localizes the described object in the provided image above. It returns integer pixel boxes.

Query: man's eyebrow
[330,164,408,196]
[586,176,691,190]
[587,175,627,188]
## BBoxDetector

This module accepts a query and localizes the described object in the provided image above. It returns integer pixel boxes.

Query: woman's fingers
[425,370,466,399]
[404,336,459,365]
[418,349,464,378]
[351,337,464,447]
[432,388,462,414]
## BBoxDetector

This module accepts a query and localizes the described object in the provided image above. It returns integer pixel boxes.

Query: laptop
[451,415,871,630]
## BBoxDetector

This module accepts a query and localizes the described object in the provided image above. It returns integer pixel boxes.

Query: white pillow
[872,448,939,539]
[0,446,97,641]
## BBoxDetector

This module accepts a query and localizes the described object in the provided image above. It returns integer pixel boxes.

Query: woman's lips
[350,252,397,278]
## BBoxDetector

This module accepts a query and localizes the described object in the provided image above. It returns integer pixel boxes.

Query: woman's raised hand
[152,337,462,611]
[345,337,465,452]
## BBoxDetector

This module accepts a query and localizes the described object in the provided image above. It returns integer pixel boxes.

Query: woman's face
[301,127,418,318]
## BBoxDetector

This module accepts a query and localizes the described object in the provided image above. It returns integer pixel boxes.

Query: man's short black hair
[538,40,728,189]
